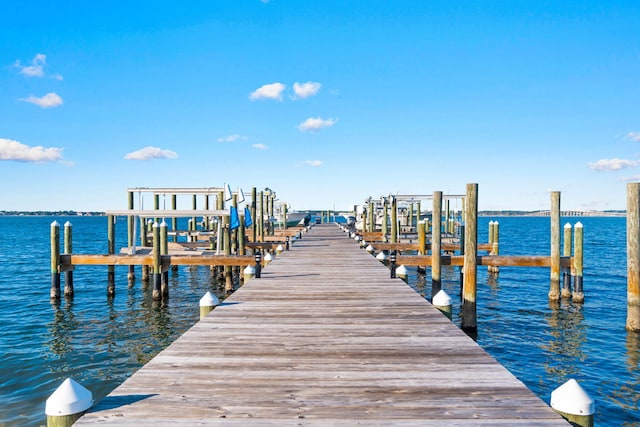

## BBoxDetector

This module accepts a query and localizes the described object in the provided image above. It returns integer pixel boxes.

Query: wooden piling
[462,183,478,331]
[171,194,178,242]
[259,190,265,242]
[251,187,257,244]
[432,191,442,298]
[489,221,500,275]
[417,220,426,256]
[50,221,61,300]
[224,225,233,292]
[152,221,161,300]
[381,199,388,242]
[160,221,169,298]
[549,191,561,301]
[107,215,115,297]
[391,196,398,244]
[562,223,573,299]
[191,194,197,239]
[127,190,135,282]
[63,221,73,298]
[573,222,584,303]
[627,182,640,332]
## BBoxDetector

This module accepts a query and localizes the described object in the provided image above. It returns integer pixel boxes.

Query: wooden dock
[75,224,568,426]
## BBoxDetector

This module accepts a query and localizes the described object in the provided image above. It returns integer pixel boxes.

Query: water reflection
[541,301,586,379]
[47,299,78,360]
[612,332,640,425]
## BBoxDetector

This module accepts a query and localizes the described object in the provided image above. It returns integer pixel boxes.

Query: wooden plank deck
[75,224,568,426]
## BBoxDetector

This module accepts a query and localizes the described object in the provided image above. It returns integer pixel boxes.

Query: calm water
[0,216,638,426]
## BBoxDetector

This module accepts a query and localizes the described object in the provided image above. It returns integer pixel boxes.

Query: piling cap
[244,265,256,274]
[276,244,284,252]
[366,244,374,253]
[265,253,274,260]
[376,252,387,260]
[45,378,93,416]
[396,265,408,275]
[550,379,595,416]
[199,291,220,307]
[433,290,452,306]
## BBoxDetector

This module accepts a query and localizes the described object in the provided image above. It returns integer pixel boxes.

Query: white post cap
[376,252,387,261]
[276,244,284,253]
[550,378,595,416]
[396,265,408,276]
[199,291,220,307]
[432,289,452,306]
[64,221,73,227]
[51,221,60,227]
[243,265,256,275]
[45,378,93,416]
[366,244,375,253]
[265,253,274,261]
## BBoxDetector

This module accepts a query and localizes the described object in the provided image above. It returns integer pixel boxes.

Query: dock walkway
[76,224,568,426]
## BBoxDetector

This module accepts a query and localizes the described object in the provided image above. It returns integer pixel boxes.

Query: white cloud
[217,134,247,143]
[298,117,337,132]
[15,53,46,77]
[249,82,286,101]
[292,81,321,99]
[627,132,640,142]
[15,53,63,80]
[20,92,63,108]
[588,158,639,171]
[302,160,323,167]
[124,146,178,161]
[252,143,268,150]
[0,138,64,162]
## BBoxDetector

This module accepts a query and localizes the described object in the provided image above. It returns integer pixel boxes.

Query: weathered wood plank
[75,224,568,426]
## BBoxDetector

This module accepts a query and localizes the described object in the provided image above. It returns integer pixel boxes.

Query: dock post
[462,183,478,331]
[550,379,594,427]
[127,190,135,282]
[489,221,500,275]
[283,203,288,230]
[391,196,398,244]
[627,182,640,331]
[381,198,388,242]
[417,220,426,256]
[255,251,262,278]
[432,191,442,298]
[562,223,573,298]
[160,221,169,298]
[107,215,115,297]
[549,191,561,301]
[572,222,584,303]
[50,221,61,300]
[251,187,257,244]
[192,193,197,239]
[45,378,92,427]
[225,225,233,292]
[63,221,73,298]
[433,289,452,320]
[259,190,265,242]
[152,221,161,300]
[199,291,219,319]
[459,223,465,293]
[389,251,397,278]
[171,194,178,243]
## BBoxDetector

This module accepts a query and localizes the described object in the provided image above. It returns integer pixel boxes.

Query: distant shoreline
[0,210,627,217]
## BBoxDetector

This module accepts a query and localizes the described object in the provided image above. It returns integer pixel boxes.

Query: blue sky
[1,1,639,212]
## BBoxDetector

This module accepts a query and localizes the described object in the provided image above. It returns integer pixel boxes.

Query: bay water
[0,215,638,426]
